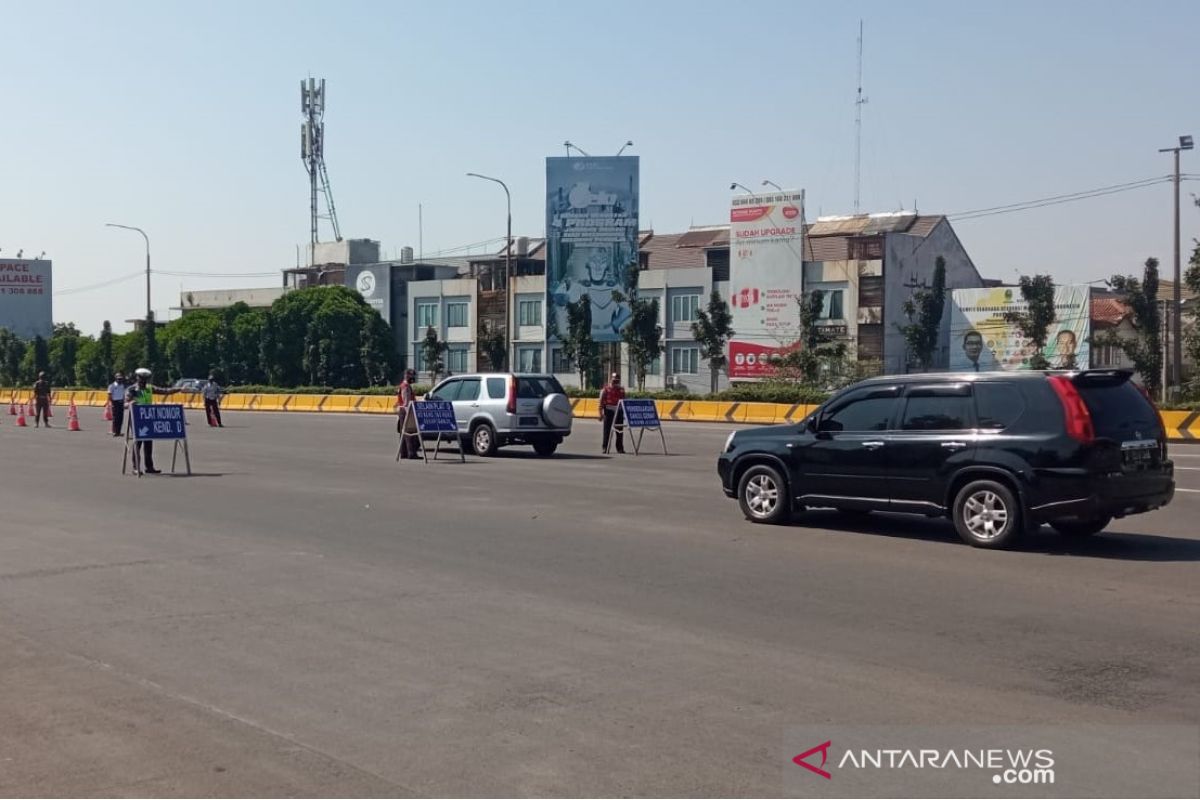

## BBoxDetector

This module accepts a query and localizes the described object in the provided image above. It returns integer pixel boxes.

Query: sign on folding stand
[397,400,464,463]
[608,398,668,455]
[123,403,191,477]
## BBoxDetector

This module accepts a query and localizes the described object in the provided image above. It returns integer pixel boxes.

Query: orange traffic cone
[68,399,78,418]
[104,399,113,421]
[7,399,15,415]
[68,414,81,432]
[16,406,26,427]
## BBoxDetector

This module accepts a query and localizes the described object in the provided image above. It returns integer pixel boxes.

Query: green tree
[895,255,947,371]
[1184,240,1200,393]
[161,311,221,381]
[99,320,114,380]
[560,298,599,389]
[478,322,507,371]
[691,290,735,393]
[623,296,662,391]
[1003,274,1058,370]
[113,330,146,377]
[360,310,396,386]
[229,309,267,384]
[74,337,109,387]
[1096,258,1163,398]
[0,327,26,386]
[19,335,50,382]
[420,325,448,383]
[771,290,847,385]
[47,323,84,386]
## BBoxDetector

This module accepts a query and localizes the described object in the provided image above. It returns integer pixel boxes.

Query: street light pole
[106,223,151,319]
[762,180,784,192]
[1159,135,1192,393]
[730,182,756,195]
[466,173,512,370]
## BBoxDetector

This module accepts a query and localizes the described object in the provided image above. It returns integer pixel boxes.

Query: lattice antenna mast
[854,20,868,215]
[301,78,342,256]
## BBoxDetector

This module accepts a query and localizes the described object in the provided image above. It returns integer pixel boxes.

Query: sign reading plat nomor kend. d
[546,156,639,343]
[0,259,52,339]
[949,285,1091,372]
[727,192,805,379]
[132,403,187,440]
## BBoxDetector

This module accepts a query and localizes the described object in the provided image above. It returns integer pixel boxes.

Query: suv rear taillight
[506,375,516,415]
[1048,375,1095,443]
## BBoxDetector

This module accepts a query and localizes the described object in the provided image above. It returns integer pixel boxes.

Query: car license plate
[1121,439,1156,465]
[518,416,540,427]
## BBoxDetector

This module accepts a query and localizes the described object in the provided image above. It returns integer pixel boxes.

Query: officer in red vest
[598,372,626,454]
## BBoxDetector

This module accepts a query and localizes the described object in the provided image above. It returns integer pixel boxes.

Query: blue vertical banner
[546,156,640,343]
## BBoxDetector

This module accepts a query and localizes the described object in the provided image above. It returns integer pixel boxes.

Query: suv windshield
[1075,378,1160,440]
[516,376,564,399]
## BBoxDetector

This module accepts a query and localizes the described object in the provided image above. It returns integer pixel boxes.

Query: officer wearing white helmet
[125,367,181,474]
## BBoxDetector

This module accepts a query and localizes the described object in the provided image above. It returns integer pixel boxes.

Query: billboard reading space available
[727,192,805,379]
[948,285,1091,372]
[545,156,640,343]
[0,259,53,339]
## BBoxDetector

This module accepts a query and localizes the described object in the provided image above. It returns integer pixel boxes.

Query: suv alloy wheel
[952,479,1023,548]
[737,464,791,525]
[472,422,498,457]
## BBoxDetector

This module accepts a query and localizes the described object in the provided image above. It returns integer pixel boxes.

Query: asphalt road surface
[1,407,1198,796]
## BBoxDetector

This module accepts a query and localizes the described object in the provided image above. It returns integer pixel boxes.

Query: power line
[54,271,144,296]
[949,176,1172,221]
[153,270,279,278]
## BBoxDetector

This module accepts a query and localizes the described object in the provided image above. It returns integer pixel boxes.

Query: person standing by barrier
[126,368,181,474]
[32,371,52,428]
[203,374,224,427]
[599,372,626,454]
[396,368,419,459]
[108,371,127,436]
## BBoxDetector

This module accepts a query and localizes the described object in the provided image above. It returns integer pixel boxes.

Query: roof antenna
[853,19,868,215]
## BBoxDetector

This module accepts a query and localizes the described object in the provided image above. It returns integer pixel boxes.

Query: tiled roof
[1091,296,1130,326]
[640,232,709,270]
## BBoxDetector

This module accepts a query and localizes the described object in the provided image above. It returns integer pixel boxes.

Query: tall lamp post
[1159,134,1193,393]
[466,173,512,370]
[762,179,784,192]
[105,223,151,319]
[730,182,756,195]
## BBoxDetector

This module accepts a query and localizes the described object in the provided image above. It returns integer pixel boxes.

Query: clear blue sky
[3,0,1197,333]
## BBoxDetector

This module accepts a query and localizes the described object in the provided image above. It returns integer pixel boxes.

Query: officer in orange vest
[598,372,626,454]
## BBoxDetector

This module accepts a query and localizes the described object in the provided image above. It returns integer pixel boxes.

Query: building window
[447,347,468,374]
[446,302,469,328]
[814,289,844,320]
[646,355,661,376]
[518,299,542,326]
[416,302,438,330]
[414,349,427,374]
[671,294,700,323]
[671,346,699,375]
[550,346,573,374]
[517,346,542,373]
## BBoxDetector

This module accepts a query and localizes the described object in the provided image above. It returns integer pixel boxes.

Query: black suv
[717,370,1174,548]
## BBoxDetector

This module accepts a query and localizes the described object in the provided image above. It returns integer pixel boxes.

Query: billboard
[949,285,1091,371]
[727,191,805,378]
[0,259,53,339]
[347,264,390,324]
[545,156,639,343]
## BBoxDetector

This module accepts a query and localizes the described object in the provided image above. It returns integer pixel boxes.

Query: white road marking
[1175,466,1200,470]
[1175,488,1200,493]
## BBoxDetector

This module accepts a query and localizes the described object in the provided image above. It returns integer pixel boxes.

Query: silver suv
[425,373,573,457]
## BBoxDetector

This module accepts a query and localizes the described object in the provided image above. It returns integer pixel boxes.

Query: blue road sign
[413,400,458,433]
[622,398,661,428]
[132,403,187,440]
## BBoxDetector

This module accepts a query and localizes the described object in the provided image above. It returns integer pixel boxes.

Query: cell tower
[301,77,342,256]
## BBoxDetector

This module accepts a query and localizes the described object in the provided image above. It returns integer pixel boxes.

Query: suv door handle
[861,441,885,449]
[941,441,967,450]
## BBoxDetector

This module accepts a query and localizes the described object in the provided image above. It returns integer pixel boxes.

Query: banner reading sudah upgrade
[728,192,805,379]
[545,156,640,343]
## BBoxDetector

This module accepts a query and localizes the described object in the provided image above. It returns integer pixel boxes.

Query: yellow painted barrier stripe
[5,390,1199,440]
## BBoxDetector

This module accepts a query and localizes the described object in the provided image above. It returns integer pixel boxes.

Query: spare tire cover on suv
[542,394,573,428]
